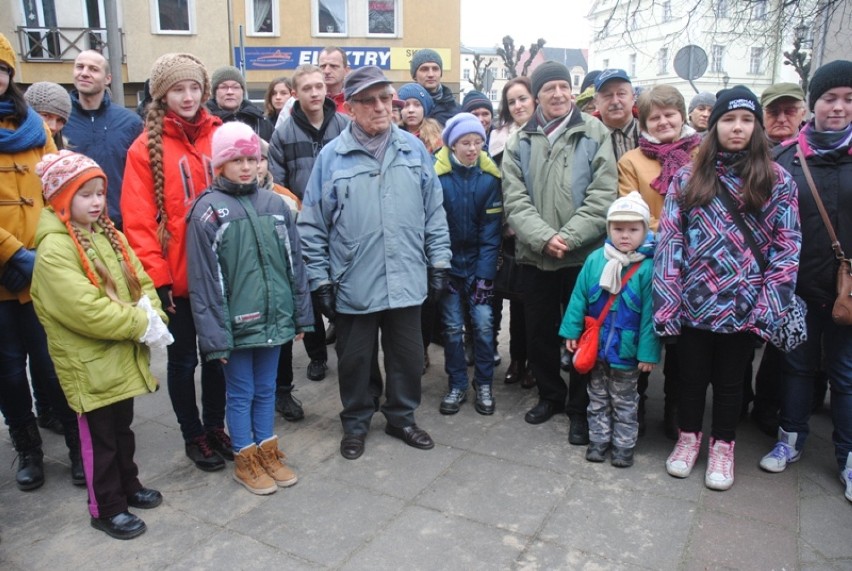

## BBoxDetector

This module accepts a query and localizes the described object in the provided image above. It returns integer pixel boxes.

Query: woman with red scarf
[617,84,702,441]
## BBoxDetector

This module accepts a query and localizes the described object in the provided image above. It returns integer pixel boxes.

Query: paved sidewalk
[1,318,851,570]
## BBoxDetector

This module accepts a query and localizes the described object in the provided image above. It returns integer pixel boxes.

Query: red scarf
[638,133,701,194]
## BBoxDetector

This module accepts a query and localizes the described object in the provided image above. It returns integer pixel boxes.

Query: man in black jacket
[411,49,460,127]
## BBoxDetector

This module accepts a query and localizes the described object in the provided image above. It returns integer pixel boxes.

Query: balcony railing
[15,27,125,63]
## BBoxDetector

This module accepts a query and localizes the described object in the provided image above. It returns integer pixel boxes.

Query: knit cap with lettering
[149,53,210,102]
[708,85,763,130]
[37,150,106,222]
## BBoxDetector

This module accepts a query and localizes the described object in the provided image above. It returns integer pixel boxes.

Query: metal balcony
[15,26,125,62]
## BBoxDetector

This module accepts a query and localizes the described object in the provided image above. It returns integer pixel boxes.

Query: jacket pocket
[79,343,130,397]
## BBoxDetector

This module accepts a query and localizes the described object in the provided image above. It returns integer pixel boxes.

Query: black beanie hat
[462,90,494,115]
[530,61,572,99]
[708,85,763,130]
[808,59,852,111]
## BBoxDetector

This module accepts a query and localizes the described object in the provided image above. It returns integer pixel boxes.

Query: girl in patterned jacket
[653,86,801,491]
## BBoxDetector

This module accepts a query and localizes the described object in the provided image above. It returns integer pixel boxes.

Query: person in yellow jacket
[31,150,172,540]
[0,32,84,493]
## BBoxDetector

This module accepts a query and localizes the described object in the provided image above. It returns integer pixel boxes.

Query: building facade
[3,0,461,106]
[586,0,801,100]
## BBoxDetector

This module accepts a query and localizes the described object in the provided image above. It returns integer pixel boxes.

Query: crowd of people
[1,29,850,541]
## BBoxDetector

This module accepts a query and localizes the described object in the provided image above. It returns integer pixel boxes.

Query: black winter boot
[10,422,45,491]
[64,423,86,486]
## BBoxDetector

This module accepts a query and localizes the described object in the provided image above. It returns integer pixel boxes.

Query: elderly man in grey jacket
[298,66,451,460]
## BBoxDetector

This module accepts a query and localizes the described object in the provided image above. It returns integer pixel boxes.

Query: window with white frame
[629,53,637,77]
[662,1,672,22]
[749,47,764,74]
[711,44,725,73]
[488,89,497,101]
[463,68,470,80]
[752,0,768,20]
[316,0,347,35]
[657,48,668,75]
[602,58,609,68]
[151,0,194,34]
[367,0,397,36]
[629,12,638,30]
[714,0,728,18]
[247,0,278,36]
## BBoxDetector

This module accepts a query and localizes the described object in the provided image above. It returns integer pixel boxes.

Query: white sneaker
[759,428,802,473]
[841,452,852,503]
[705,438,735,491]
[666,431,702,478]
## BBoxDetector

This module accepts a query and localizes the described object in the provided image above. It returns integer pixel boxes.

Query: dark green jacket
[186,178,314,361]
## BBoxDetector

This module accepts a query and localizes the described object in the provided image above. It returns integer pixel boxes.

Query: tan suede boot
[257,436,298,487]
[233,444,277,495]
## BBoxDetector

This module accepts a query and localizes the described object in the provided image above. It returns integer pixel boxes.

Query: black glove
[659,336,679,345]
[313,284,336,321]
[427,267,449,305]
[156,285,175,313]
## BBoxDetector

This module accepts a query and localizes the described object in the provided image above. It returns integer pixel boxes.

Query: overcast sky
[460,0,593,50]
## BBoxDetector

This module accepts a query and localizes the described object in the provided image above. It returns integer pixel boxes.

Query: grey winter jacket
[298,124,451,314]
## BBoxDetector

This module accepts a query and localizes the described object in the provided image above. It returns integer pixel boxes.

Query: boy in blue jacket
[435,113,503,416]
[559,192,660,467]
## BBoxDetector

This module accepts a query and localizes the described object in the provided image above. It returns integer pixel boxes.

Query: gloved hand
[156,285,175,314]
[427,267,449,305]
[1,248,36,292]
[137,295,175,349]
[313,284,336,321]
[470,278,493,305]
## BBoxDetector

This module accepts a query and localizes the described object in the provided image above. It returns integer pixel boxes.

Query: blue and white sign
[235,47,391,70]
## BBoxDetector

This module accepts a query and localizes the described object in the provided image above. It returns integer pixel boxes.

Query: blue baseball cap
[595,68,631,91]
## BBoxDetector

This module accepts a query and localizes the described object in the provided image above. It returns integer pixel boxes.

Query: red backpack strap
[595,262,643,325]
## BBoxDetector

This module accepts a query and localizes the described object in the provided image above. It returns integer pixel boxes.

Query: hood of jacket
[291,97,340,139]
[434,146,501,179]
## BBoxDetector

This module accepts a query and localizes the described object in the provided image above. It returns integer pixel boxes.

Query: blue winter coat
[64,91,143,229]
[298,124,451,314]
[434,147,503,280]
[559,244,661,370]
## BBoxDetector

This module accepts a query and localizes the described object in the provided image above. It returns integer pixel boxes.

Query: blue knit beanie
[442,112,486,148]
[397,83,434,116]
[410,49,443,78]
[462,90,493,115]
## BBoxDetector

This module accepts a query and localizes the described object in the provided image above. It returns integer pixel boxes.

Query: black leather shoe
[128,488,163,509]
[340,433,366,460]
[568,417,590,445]
[524,401,563,425]
[504,360,521,384]
[384,423,434,450]
[90,511,147,540]
[307,359,327,381]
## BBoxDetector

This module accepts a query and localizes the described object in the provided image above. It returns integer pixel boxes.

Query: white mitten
[138,296,175,348]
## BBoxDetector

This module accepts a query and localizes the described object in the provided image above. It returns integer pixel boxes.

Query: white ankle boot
[759,428,802,473]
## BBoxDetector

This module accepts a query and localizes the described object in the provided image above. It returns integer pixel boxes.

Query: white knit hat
[607,191,650,227]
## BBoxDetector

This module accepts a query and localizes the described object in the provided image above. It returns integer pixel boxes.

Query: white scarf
[600,242,646,294]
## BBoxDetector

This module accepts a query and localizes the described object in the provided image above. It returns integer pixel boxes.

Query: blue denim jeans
[781,301,852,470]
[0,301,74,430]
[441,275,494,391]
[166,297,226,442]
[223,346,280,452]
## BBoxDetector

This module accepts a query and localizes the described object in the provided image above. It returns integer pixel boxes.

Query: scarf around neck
[351,121,392,163]
[638,125,702,194]
[535,106,573,143]
[599,237,654,294]
[804,121,852,158]
[0,102,48,153]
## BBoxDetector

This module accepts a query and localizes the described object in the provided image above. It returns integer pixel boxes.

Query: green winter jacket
[501,108,617,270]
[31,209,162,413]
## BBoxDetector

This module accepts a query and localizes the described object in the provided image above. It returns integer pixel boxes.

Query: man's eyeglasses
[351,93,393,106]
[766,105,803,118]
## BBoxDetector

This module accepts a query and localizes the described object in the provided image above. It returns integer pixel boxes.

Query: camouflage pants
[587,363,640,449]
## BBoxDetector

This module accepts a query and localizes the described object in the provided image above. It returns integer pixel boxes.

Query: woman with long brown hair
[653,86,801,492]
[121,53,231,472]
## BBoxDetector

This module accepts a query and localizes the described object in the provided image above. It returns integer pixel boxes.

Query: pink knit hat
[211,122,261,169]
[36,150,106,222]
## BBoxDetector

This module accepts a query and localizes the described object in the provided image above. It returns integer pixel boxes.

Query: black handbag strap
[716,187,768,273]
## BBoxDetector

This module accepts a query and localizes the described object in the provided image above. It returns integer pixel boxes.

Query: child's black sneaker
[186,434,225,471]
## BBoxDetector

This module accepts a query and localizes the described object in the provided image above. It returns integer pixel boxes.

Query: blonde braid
[99,213,143,302]
[145,100,170,254]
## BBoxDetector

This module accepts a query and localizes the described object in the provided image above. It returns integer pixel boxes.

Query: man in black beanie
[501,60,617,443]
